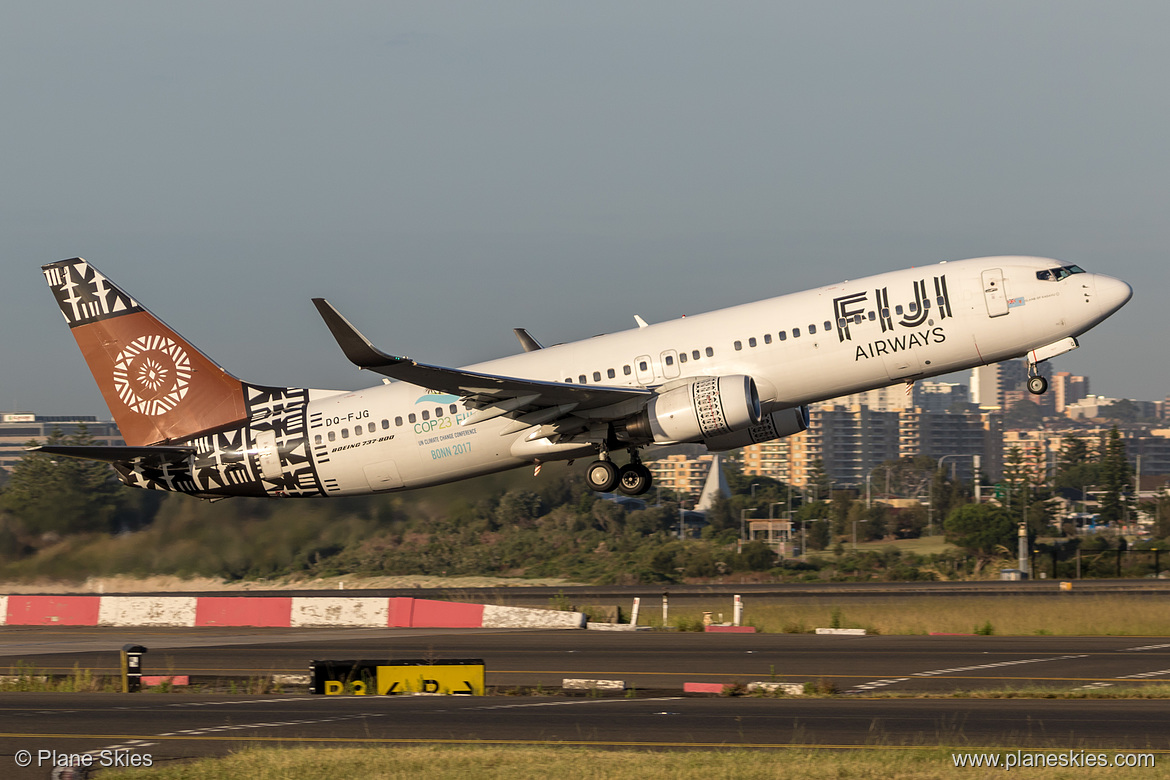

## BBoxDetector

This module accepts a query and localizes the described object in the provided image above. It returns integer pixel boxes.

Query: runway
[4,625,1170,777]
[2,692,1169,779]
[2,626,1170,693]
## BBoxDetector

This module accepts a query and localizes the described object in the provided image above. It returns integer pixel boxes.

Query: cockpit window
[1036,265,1086,282]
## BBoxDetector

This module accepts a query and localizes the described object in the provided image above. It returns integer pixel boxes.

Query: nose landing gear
[1027,375,1048,395]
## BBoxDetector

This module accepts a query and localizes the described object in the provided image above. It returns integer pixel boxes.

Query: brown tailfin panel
[43,258,247,446]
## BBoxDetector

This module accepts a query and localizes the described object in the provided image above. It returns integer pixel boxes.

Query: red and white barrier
[0,594,585,630]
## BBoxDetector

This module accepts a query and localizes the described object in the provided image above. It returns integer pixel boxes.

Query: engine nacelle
[624,375,761,444]
[704,405,810,452]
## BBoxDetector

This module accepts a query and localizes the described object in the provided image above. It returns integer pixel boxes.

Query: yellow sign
[376,663,484,695]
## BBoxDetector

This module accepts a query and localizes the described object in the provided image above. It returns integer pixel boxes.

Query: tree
[944,503,1016,570]
[0,426,125,538]
[806,460,833,503]
[1097,426,1133,525]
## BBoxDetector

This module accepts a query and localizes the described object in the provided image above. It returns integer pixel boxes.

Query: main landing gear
[585,447,653,496]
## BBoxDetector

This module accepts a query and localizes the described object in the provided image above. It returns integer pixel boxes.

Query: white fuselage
[300,256,1129,496]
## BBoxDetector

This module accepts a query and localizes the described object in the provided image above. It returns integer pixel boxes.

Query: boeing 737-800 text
[36,256,1131,499]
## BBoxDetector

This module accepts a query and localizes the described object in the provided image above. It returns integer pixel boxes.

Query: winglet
[634,315,649,328]
[513,328,544,352]
[312,298,407,370]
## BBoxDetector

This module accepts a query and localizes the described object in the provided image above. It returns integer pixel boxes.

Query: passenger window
[936,296,945,306]
[868,311,876,321]
[664,356,673,366]
[908,303,917,314]
[895,305,904,315]
[639,361,649,371]
[624,365,632,375]
[734,340,743,351]
[422,410,429,421]
[579,374,587,384]
[779,331,787,341]
[853,314,863,324]
[355,426,362,436]
[607,368,616,378]
[692,350,700,360]
[678,353,687,363]
[435,407,443,418]
[882,308,890,319]
[314,434,322,445]
[381,419,389,430]
[824,320,832,330]
[808,323,817,334]
[395,416,403,426]
[764,334,772,344]
[369,422,376,433]
[409,413,417,423]
[328,431,336,442]
[793,328,801,338]
[748,337,757,348]
[838,318,848,328]
[341,428,349,439]
[705,347,713,357]
[594,371,602,381]
[565,378,572,383]
[450,404,458,415]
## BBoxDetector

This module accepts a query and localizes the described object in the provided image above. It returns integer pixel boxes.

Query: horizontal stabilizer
[32,444,196,466]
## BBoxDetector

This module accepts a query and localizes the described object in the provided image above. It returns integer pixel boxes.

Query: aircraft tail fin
[42,258,249,446]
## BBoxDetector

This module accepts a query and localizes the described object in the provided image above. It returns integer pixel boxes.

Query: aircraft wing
[32,444,196,466]
[312,299,651,432]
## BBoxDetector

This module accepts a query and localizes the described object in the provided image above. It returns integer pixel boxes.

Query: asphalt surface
[4,618,1170,776]
[3,627,1170,693]
[2,693,1169,779]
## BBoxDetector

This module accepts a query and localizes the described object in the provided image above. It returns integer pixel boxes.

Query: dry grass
[654,594,1170,636]
[97,745,1166,780]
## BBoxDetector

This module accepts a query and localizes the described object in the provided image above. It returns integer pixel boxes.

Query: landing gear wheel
[1027,375,1048,395]
[617,463,653,496]
[585,460,620,493]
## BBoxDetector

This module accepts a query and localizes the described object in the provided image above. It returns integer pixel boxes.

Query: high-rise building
[1051,372,1090,414]
[971,359,1050,411]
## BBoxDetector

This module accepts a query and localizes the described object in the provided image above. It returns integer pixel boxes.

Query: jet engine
[704,405,810,451]
[623,375,761,444]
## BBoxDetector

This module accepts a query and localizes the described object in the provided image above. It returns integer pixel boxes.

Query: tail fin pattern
[43,258,248,446]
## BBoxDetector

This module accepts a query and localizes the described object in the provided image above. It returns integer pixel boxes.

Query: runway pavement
[2,692,1169,779]
[4,625,1170,776]
[3,626,1170,693]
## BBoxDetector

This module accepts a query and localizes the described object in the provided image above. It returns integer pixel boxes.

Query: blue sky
[2,2,1165,416]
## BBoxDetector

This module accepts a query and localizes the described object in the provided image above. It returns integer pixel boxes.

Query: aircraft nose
[1095,274,1133,317]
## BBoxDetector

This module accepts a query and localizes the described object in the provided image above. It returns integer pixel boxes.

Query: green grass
[97,745,1166,780]
[848,535,958,556]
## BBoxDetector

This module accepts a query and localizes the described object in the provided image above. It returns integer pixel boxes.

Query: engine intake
[624,375,761,444]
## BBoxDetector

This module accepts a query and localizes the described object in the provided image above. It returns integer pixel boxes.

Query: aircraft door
[981,269,1009,317]
[254,429,283,482]
[660,350,680,379]
[634,355,655,385]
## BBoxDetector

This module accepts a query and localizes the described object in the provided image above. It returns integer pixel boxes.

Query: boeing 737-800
[37,256,1130,499]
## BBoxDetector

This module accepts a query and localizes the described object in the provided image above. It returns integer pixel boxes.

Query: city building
[0,412,123,473]
[645,453,716,498]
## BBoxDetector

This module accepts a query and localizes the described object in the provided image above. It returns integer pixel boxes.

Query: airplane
[35,256,1131,500]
